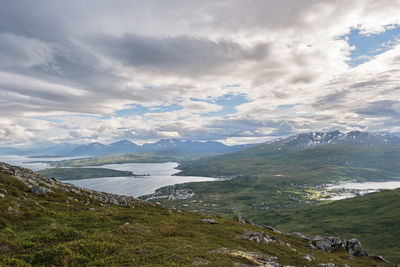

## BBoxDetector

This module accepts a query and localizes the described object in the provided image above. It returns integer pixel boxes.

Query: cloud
[91,34,270,77]
[0,32,54,69]
[1,1,400,145]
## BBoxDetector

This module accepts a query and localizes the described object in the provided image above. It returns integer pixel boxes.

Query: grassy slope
[262,188,400,263]
[37,168,136,180]
[178,145,400,183]
[145,145,400,262]
[42,152,180,167]
[0,172,391,266]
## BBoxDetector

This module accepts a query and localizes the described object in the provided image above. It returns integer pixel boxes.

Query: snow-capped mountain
[259,130,400,151]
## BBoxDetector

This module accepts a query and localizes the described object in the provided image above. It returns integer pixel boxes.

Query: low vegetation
[0,165,392,266]
[37,167,138,180]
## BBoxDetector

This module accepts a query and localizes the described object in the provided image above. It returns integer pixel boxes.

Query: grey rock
[260,224,281,233]
[310,234,325,241]
[0,193,4,198]
[291,232,308,240]
[303,254,315,261]
[368,254,389,263]
[326,236,346,249]
[237,215,246,223]
[241,231,274,243]
[201,218,218,224]
[8,206,18,214]
[345,238,367,256]
[315,240,332,253]
[31,185,53,195]
[318,264,335,267]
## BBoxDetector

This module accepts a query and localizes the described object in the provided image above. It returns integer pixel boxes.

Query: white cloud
[1,1,400,145]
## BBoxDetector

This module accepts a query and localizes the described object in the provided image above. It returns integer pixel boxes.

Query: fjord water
[328,180,400,190]
[0,155,84,171]
[0,156,216,197]
[63,162,217,197]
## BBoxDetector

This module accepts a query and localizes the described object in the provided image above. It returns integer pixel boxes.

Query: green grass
[34,152,180,167]
[0,171,392,266]
[142,144,400,263]
[260,188,400,263]
[37,167,138,180]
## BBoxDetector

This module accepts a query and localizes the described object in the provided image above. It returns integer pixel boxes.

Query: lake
[64,162,217,197]
[0,156,216,197]
[328,180,400,190]
[0,155,85,171]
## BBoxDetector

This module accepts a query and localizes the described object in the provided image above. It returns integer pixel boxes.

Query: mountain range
[0,139,252,157]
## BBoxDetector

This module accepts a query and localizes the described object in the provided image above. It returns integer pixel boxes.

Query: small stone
[318,264,335,267]
[8,206,18,214]
[237,215,246,223]
[89,208,95,211]
[303,254,315,261]
[0,193,4,198]
[368,254,389,263]
[241,231,274,243]
[201,218,218,224]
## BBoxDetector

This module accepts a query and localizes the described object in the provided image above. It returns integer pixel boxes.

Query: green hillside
[178,145,400,183]
[261,188,400,263]
[0,162,391,266]
[37,167,137,180]
[142,144,400,262]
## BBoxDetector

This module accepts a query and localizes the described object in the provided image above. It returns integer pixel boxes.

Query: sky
[1,0,400,146]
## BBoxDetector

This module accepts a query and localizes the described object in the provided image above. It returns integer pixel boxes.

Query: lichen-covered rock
[309,234,325,241]
[315,240,332,252]
[241,231,274,243]
[326,236,346,249]
[290,232,308,240]
[31,185,53,195]
[201,218,218,224]
[303,254,315,261]
[345,238,367,256]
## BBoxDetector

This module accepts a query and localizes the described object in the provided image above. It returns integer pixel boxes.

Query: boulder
[326,236,346,249]
[291,232,308,240]
[315,240,332,253]
[31,185,53,195]
[345,238,367,256]
[309,234,325,241]
[241,231,274,243]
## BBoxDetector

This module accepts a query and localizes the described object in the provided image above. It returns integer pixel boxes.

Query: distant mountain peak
[267,130,400,151]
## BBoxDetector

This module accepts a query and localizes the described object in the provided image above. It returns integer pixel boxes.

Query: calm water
[64,162,216,197]
[0,155,86,171]
[0,156,216,197]
[328,181,400,190]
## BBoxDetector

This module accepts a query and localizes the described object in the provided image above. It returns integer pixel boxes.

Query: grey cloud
[92,34,270,76]
[357,100,400,118]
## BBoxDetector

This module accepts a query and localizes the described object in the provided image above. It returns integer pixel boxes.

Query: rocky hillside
[0,162,395,266]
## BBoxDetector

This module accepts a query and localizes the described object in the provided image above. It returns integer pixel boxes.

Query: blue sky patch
[191,94,250,117]
[114,103,183,117]
[344,25,400,67]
